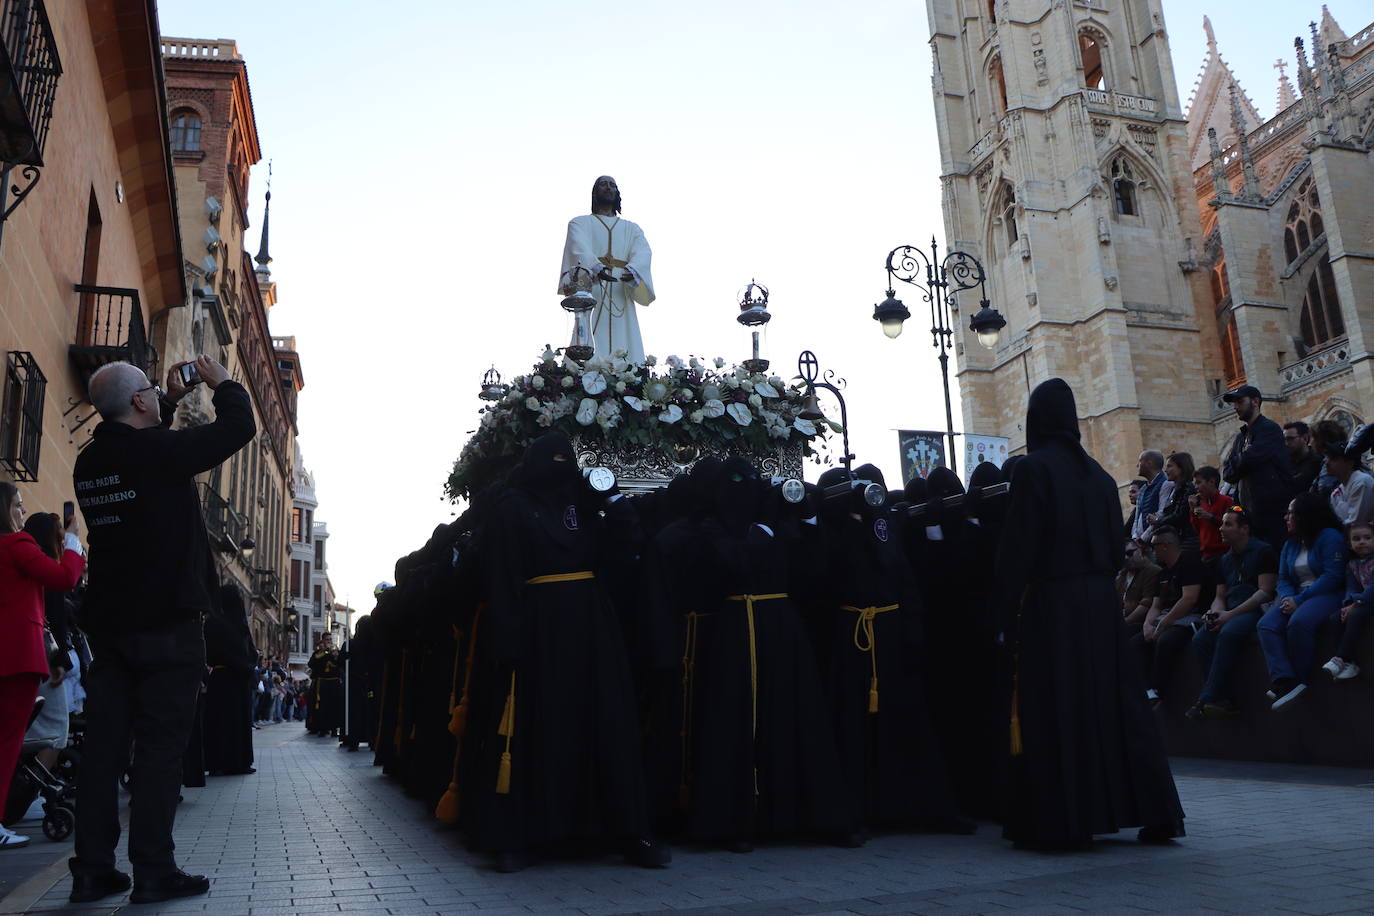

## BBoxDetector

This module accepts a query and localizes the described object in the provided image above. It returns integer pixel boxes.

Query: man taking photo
[68,355,254,905]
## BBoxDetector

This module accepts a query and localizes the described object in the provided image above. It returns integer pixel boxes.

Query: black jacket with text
[73,381,255,635]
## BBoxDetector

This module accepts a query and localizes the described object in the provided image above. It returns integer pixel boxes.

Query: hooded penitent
[1025,377,1089,466]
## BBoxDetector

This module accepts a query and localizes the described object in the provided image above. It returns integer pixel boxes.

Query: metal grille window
[1,350,45,481]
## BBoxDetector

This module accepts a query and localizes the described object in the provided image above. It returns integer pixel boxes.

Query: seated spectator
[1188,507,1277,719]
[1285,422,1322,495]
[1322,521,1374,681]
[1190,466,1229,560]
[1151,453,1198,551]
[1309,420,1347,498]
[1124,478,1146,541]
[1117,539,1161,632]
[1132,526,1214,710]
[1326,444,1374,528]
[1259,493,1347,709]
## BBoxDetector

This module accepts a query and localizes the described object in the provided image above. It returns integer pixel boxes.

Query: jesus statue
[558,176,655,363]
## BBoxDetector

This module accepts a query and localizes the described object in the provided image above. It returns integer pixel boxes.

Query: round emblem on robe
[873,518,889,542]
[563,505,579,530]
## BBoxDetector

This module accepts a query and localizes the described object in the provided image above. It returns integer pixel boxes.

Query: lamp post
[873,239,1006,476]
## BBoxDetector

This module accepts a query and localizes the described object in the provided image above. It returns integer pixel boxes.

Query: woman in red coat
[0,483,84,849]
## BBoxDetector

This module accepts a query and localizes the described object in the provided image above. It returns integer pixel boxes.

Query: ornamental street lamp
[560,265,598,362]
[737,279,771,373]
[479,366,507,401]
[874,239,1006,476]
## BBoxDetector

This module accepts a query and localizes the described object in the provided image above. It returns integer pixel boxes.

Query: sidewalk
[4,723,1374,915]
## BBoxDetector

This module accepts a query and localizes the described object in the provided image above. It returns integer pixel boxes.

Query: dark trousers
[1192,609,1261,703]
[71,619,205,880]
[1336,603,1374,662]
[1130,622,1195,692]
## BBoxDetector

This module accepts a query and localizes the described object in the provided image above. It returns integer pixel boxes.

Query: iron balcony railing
[70,285,149,374]
[200,483,246,553]
[254,568,281,606]
[0,0,62,166]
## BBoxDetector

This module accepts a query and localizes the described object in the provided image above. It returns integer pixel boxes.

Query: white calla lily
[702,398,726,418]
[726,402,753,426]
[659,404,683,424]
[793,418,817,436]
[581,371,607,395]
[576,398,598,425]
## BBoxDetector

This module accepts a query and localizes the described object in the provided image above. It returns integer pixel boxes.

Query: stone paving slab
[4,725,1374,915]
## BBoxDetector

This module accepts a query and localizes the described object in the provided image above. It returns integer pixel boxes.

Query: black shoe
[493,851,530,873]
[69,869,131,903]
[1202,698,1241,719]
[833,831,866,848]
[130,869,209,904]
[1138,823,1183,844]
[725,838,754,854]
[1184,702,1205,721]
[625,838,672,868]
[225,767,256,775]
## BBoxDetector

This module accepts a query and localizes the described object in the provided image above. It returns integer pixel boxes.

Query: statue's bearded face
[594,176,618,202]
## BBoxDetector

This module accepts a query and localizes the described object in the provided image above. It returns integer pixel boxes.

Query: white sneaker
[1336,662,1360,681]
[0,824,31,849]
[1322,658,1346,679]
[1271,682,1308,710]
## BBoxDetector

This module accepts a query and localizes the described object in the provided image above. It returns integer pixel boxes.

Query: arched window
[989,56,1007,115]
[1109,157,1137,216]
[170,110,201,152]
[1285,177,1344,349]
[1211,254,1244,386]
[1080,31,1105,89]
[1000,184,1018,246]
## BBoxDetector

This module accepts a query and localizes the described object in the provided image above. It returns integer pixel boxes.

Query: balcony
[254,568,281,606]
[1279,340,1351,394]
[70,285,150,374]
[0,0,62,166]
[200,483,246,554]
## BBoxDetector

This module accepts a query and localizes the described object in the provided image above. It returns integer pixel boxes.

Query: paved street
[3,725,1374,916]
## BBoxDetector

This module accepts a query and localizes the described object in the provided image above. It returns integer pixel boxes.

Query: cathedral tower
[927,0,1220,481]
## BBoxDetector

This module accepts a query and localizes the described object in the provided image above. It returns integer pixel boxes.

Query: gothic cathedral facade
[929,0,1374,484]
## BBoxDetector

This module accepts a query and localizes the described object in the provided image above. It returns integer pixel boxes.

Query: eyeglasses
[135,384,165,400]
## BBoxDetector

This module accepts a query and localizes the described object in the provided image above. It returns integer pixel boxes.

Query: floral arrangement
[445,348,836,501]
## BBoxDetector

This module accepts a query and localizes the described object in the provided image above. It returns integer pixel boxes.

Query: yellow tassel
[868,677,879,714]
[1009,675,1024,757]
[496,752,512,794]
[449,704,468,737]
[497,684,515,737]
[435,782,460,823]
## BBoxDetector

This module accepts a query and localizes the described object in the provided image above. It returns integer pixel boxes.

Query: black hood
[687,457,725,518]
[968,460,1003,489]
[1026,378,1086,459]
[903,475,929,505]
[515,432,581,494]
[713,456,765,532]
[926,466,965,502]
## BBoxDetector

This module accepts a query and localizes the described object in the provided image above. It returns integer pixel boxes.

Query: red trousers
[0,673,43,820]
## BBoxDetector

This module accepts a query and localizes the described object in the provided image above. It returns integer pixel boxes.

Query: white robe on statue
[558,213,655,363]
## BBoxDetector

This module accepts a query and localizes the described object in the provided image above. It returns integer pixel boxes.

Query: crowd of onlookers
[1119,385,1374,718]
[251,655,311,727]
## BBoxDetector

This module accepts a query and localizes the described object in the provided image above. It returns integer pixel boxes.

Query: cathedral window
[1000,184,1018,246]
[170,110,201,152]
[1079,31,1105,89]
[1109,157,1137,216]
[1211,255,1244,387]
[1285,177,1343,350]
[989,56,1007,115]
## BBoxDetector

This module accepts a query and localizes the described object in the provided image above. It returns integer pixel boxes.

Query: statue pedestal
[572,436,805,494]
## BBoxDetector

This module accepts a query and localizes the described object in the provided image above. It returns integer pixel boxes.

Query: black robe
[816,500,964,829]
[203,589,255,775]
[996,379,1184,847]
[308,649,343,733]
[467,441,650,854]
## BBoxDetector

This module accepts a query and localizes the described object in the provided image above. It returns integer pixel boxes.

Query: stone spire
[255,163,272,271]
[1319,5,1348,48]
[1228,83,1262,201]
[1310,21,1330,88]
[1295,36,1314,95]
[1275,59,1296,111]
[1207,128,1232,202]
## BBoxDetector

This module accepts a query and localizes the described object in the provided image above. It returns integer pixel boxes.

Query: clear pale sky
[156,0,1369,621]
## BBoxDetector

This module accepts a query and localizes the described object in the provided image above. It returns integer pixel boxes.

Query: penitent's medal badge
[873,517,890,543]
[563,505,579,531]
[583,466,616,493]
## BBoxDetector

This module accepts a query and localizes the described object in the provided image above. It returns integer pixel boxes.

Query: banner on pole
[964,435,1010,484]
[897,430,947,483]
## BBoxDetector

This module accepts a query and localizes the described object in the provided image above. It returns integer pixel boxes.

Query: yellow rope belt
[726,593,788,797]
[526,570,595,585]
[840,604,899,713]
[494,571,596,795]
[679,611,713,808]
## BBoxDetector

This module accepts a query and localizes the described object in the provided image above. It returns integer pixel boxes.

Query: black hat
[1222,384,1261,403]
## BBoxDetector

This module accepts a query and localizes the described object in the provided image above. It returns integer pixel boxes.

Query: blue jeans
[1258,594,1341,684]
[1192,608,1261,703]
[270,695,283,722]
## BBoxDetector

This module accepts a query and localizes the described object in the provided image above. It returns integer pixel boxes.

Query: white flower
[610,356,630,374]
[689,409,705,424]
[659,404,683,424]
[702,398,726,418]
[793,418,817,436]
[502,391,521,406]
[536,408,555,427]
[596,399,622,429]
[585,356,609,372]
[666,354,684,369]
[560,376,574,389]
[740,378,755,393]
[680,390,694,402]
[701,384,722,401]
[689,356,702,369]
[531,375,545,390]
[576,398,598,425]
[524,396,541,411]
[713,357,727,368]
[754,380,779,398]
[582,371,607,395]
[769,375,786,389]
[645,381,668,402]
[644,354,658,366]
[480,412,496,429]
[748,393,763,408]
[541,346,557,363]
[726,402,753,426]
[623,395,646,412]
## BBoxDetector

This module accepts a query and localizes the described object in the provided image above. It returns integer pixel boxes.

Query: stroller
[2,696,77,841]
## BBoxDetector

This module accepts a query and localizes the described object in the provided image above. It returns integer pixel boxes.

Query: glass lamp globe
[881,318,904,339]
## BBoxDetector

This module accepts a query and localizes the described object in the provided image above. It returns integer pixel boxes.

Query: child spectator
[1190,466,1230,560]
[1326,445,1374,529]
[1322,522,1374,681]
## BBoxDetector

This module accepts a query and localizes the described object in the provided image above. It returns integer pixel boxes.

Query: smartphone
[63,501,75,524]
[179,362,203,386]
